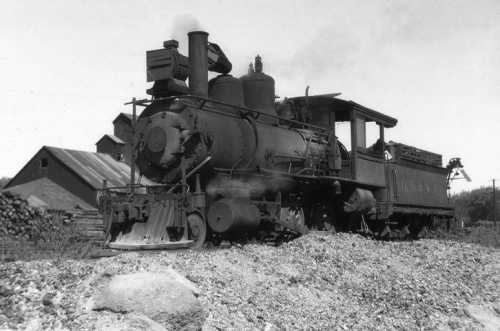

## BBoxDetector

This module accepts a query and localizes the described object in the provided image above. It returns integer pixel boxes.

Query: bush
[451,187,499,225]
[0,177,10,189]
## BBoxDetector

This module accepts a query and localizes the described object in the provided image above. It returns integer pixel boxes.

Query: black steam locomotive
[99,31,461,249]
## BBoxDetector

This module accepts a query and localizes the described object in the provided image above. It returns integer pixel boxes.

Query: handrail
[126,94,330,134]
[97,183,172,191]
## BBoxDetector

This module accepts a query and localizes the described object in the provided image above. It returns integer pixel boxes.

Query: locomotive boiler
[99,30,462,249]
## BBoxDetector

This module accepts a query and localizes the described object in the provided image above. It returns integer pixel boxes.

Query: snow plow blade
[99,188,207,251]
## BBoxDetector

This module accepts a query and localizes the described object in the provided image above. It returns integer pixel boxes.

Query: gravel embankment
[1,232,499,330]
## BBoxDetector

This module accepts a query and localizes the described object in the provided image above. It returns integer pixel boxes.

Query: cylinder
[207,198,260,233]
[188,31,209,97]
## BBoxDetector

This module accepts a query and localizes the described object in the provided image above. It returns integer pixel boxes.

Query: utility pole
[493,179,496,228]
[130,97,136,194]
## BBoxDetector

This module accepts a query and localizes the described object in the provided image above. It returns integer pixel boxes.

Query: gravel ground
[0,232,499,330]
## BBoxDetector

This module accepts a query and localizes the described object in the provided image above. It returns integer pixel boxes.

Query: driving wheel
[187,213,207,249]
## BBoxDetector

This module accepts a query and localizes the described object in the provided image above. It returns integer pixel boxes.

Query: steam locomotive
[99,31,460,249]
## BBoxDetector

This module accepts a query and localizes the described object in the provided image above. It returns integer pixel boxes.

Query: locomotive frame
[99,94,454,249]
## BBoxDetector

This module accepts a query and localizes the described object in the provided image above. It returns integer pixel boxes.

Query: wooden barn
[96,134,126,162]
[112,112,133,164]
[95,112,134,165]
[4,146,153,209]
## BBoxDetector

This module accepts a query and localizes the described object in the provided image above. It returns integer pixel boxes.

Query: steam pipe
[188,31,209,97]
[167,156,212,193]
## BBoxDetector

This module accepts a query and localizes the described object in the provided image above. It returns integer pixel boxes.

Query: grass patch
[445,224,500,248]
[1,217,103,261]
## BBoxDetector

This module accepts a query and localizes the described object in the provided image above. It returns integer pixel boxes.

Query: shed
[113,112,133,142]
[2,177,95,211]
[96,134,126,161]
[112,113,133,164]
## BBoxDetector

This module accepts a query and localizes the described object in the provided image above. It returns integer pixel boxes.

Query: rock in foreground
[90,272,205,331]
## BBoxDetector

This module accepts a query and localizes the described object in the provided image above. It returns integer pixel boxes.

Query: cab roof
[288,95,398,128]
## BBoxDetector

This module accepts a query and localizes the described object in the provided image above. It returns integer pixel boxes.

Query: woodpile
[0,192,105,261]
[0,191,105,242]
[0,191,58,241]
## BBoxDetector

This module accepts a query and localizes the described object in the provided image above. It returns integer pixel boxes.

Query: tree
[0,177,11,189]
[451,186,499,224]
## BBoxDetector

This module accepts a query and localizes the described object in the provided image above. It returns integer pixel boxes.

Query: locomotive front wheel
[187,213,207,249]
[417,225,430,239]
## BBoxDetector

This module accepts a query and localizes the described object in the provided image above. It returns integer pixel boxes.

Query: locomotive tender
[99,31,455,249]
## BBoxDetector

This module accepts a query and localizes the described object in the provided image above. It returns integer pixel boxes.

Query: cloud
[272,0,500,87]
[168,14,203,54]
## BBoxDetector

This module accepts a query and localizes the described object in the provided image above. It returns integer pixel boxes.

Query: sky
[1,0,499,193]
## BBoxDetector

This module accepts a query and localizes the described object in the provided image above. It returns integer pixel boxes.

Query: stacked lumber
[72,210,105,242]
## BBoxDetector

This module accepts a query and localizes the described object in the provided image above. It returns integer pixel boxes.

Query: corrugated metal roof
[3,177,95,210]
[45,146,155,189]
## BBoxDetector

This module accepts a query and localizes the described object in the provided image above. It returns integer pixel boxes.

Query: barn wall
[96,138,124,161]
[7,149,98,207]
[113,118,133,165]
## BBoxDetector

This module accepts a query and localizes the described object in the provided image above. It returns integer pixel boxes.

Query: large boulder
[92,312,168,331]
[91,271,205,331]
[464,304,500,331]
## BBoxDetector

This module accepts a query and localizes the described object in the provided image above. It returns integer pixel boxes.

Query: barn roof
[112,112,133,124]
[3,177,95,211]
[44,146,154,189]
[95,134,125,146]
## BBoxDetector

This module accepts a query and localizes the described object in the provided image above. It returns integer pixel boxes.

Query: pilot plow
[98,174,208,250]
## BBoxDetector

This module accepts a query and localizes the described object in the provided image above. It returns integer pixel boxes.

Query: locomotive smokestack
[188,31,209,97]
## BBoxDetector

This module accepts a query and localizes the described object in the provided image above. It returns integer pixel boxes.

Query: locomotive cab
[276,95,454,236]
[284,95,397,183]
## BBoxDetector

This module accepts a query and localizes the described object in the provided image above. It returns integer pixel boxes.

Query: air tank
[240,55,276,120]
[208,74,244,106]
[207,198,260,233]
